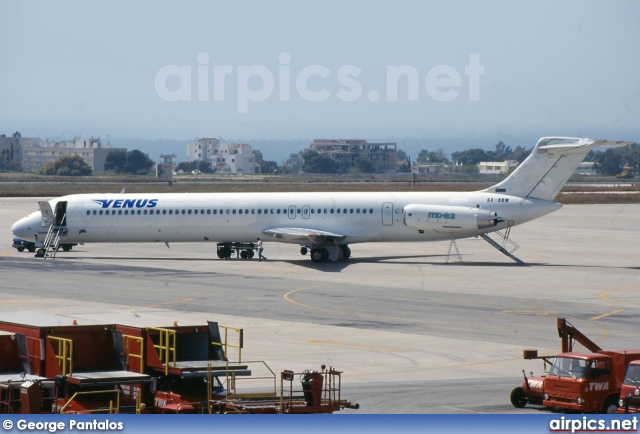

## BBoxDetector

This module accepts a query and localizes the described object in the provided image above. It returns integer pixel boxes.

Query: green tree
[349,157,376,174]
[512,146,531,163]
[2,146,22,172]
[282,152,304,174]
[451,148,487,165]
[396,149,411,173]
[417,149,448,164]
[176,160,214,174]
[38,155,92,176]
[253,149,264,164]
[104,151,127,172]
[593,148,624,176]
[123,150,154,175]
[302,150,337,174]
[260,160,278,174]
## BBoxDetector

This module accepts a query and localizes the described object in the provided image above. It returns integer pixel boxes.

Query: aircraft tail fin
[483,137,633,201]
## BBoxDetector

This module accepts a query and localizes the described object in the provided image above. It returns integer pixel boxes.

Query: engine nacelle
[403,204,501,232]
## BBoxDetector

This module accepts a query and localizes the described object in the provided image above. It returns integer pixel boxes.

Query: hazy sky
[1,0,639,147]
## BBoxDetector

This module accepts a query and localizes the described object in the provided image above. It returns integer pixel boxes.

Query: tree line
[7,141,640,177]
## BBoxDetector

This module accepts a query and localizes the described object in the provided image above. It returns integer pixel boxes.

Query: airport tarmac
[1,198,639,413]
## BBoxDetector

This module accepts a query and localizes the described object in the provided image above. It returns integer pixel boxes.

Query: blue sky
[1,0,639,156]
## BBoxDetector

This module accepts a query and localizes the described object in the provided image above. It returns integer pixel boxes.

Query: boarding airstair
[41,225,62,259]
[480,224,524,264]
[37,201,66,260]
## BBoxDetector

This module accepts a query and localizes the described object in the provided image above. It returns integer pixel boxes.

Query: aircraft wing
[262,227,346,244]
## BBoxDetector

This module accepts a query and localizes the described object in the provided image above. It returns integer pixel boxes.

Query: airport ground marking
[590,309,625,321]
[599,288,640,306]
[495,310,560,316]
[495,311,610,343]
[147,297,196,308]
[283,285,344,313]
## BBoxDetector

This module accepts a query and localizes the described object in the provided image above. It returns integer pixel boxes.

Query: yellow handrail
[48,336,73,376]
[122,334,145,374]
[216,325,243,363]
[58,390,121,414]
[146,327,176,375]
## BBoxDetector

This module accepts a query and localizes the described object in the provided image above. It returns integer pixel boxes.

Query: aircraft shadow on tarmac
[26,253,639,273]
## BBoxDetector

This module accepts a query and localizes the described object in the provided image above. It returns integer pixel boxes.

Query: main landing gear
[302,245,351,263]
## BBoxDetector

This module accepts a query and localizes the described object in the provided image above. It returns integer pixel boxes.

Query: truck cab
[543,351,640,414]
[618,360,640,413]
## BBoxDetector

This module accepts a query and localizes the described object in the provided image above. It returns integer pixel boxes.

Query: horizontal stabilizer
[263,227,346,244]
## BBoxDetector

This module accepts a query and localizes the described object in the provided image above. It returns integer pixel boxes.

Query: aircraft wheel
[300,247,308,256]
[62,245,72,252]
[310,248,326,263]
[341,245,351,260]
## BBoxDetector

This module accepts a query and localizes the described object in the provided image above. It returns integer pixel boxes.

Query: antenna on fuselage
[120,188,125,194]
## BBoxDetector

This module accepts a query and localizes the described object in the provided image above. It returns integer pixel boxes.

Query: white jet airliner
[11,137,630,263]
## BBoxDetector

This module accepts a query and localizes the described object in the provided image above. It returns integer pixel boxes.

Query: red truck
[618,360,640,413]
[512,318,640,413]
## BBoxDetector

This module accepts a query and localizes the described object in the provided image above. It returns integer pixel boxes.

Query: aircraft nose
[11,213,38,241]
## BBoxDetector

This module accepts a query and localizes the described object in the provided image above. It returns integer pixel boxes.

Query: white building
[186,138,260,174]
[478,160,519,175]
[21,137,126,173]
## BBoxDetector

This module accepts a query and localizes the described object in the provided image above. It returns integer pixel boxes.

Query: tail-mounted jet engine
[403,204,501,232]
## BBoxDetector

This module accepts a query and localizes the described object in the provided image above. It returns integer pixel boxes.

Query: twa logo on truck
[527,379,544,390]
[589,382,609,391]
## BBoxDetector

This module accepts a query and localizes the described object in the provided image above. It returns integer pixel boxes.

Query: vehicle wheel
[510,387,527,408]
[62,245,72,252]
[27,246,36,253]
[602,395,619,414]
[340,245,351,260]
[17,247,24,252]
[300,247,308,256]
[240,251,248,259]
[217,251,225,259]
[35,248,46,258]
[246,250,254,259]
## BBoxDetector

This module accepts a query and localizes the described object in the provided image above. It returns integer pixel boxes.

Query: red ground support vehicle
[618,361,640,413]
[543,350,640,413]
[512,318,640,413]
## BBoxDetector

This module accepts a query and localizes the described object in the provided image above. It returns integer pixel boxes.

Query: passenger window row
[86,207,376,216]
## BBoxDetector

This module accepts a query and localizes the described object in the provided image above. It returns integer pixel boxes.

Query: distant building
[0,132,38,167]
[186,138,260,174]
[18,135,126,173]
[157,154,177,179]
[478,160,519,175]
[411,163,446,175]
[310,139,397,173]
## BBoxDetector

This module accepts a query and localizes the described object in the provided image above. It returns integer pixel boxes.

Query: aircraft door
[54,201,68,226]
[288,205,296,219]
[38,201,54,227]
[382,202,393,226]
[302,205,310,219]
